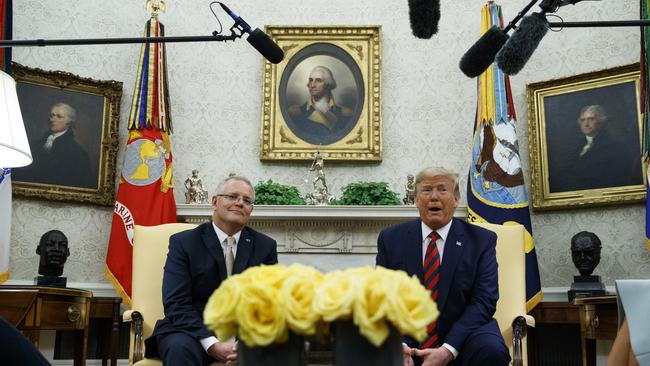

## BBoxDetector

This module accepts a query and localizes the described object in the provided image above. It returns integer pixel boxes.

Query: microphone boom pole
[0,34,240,48]
[548,19,650,28]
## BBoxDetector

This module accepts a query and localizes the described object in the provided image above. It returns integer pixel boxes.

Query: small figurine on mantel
[34,230,70,288]
[568,231,606,301]
[184,169,209,204]
[403,174,415,205]
[305,151,334,205]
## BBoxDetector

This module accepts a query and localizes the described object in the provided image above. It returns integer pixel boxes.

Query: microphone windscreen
[408,0,440,39]
[495,12,548,75]
[459,26,508,78]
[247,28,284,64]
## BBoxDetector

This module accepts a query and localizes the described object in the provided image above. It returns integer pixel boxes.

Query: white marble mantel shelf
[176,204,469,262]
[176,204,468,221]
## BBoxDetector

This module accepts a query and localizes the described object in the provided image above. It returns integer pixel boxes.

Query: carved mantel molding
[176,205,468,256]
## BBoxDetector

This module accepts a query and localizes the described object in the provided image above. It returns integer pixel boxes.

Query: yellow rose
[240,264,289,290]
[236,283,288,346]
[381,268,438,341]
[204,274,243,340]
[281,264,324,335]
[352,268,391,346]
[313,270,359,322]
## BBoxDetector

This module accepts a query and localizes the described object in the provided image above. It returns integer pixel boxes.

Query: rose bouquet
[203,264,438,348]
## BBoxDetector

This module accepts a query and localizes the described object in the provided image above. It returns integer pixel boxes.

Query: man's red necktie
[421,231,441,349]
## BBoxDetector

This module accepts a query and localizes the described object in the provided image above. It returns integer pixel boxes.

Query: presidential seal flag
[105,12,176,306]
[642,0,650,251]
[466,2,542,311]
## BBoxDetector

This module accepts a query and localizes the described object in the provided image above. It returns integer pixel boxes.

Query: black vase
[237,331,307,366]
[333,320,402,366]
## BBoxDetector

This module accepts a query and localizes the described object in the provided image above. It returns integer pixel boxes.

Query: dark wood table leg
[109,301,120,366]
[74,328,88,366]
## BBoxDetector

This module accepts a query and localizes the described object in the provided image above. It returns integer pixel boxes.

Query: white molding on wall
[177,203,468,220]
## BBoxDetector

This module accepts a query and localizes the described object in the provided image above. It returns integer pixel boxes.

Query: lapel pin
[456,241,462,246]
[245,238,251,243]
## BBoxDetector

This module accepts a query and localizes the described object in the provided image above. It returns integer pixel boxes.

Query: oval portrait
[279,43,365,146]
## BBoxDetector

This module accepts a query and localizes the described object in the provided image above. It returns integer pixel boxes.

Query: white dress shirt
[200,223,242,353]
[420,220,459,359]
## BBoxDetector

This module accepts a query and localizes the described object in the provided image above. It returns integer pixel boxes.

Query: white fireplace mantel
[177,204,468,272]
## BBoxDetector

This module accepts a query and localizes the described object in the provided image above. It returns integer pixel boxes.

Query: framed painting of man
[10,63,122,205]
[527,64,645,210]
[259,26,382,161]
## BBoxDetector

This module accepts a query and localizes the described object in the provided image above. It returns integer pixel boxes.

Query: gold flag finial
[145,0,166,18]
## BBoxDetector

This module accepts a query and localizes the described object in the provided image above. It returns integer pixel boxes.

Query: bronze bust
[568,231,605,301]
[570,231,602,277]
[36,230,70,277]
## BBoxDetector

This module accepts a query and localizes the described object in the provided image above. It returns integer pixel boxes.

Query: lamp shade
[0,70,32,168]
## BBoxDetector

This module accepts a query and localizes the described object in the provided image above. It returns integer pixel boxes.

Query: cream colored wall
[9,1,649,287]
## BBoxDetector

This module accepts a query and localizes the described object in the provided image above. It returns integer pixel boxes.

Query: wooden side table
[573,296,618,366]
[0,285,93,366]
[90,296,122,366]
[530,297,618,366]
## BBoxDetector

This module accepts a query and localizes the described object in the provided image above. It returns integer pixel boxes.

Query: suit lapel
[437,218,464,311]
[201,222,228,281]
[406,219,424,281]
[233,228,253,275]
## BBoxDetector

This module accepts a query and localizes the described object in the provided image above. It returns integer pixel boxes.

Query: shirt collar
[50,129,68,139]
[306,94,335,109]
[421,219,453,243]
[211,221,242,245]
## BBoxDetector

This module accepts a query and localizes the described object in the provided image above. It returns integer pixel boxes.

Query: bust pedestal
[34,275,67,288]
[568,275,606,302]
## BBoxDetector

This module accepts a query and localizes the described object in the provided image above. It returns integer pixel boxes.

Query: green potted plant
[337,182,401,205]
[254,180,306,205]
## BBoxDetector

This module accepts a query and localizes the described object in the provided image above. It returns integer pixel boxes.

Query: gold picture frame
[259,26,382,161]
[10,63,123,205]
[527,64,645,210]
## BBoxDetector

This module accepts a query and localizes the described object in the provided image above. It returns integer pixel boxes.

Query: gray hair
[52,102,77,128]
[415,166,461,198]
[310,66,337,90]
[578,105,607,127]
[214,175,255,201]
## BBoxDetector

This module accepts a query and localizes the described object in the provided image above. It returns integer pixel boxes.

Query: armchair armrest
[122,310,145,363]
[512,315,535,366]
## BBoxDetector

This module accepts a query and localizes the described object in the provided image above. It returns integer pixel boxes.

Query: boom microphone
[458,26,509,78]
[495,12,548,75]
[408,0,441,39]
[219,3,284,64]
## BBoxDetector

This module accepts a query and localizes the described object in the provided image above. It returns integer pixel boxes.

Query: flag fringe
[526,290,543,312]
[105,265,133,308]
[0,271,8,284]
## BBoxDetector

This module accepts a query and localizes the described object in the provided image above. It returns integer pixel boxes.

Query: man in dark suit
[287,65,355,145]
[377,167,509,366]
[13,102,94,188]
[551,104,642,192]
[145,175,278,365]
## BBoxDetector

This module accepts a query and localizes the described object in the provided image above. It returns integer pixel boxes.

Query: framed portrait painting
[259,26,382,161]
[10,63,122,205]
[527,64,645,210]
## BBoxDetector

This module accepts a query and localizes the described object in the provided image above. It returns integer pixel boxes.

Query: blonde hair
[415,166,460,198]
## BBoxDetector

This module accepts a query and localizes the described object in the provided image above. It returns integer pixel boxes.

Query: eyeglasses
[216,194,254,206]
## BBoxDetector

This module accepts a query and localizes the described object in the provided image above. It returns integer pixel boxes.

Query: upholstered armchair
[122,223,196,365]
[473,222,536,366]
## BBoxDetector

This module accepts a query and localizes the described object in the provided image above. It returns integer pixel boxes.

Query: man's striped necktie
[421,230,441,349]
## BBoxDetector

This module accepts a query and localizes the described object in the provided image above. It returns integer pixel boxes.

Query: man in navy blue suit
[145,175,278,365]
[377,167,509,366]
